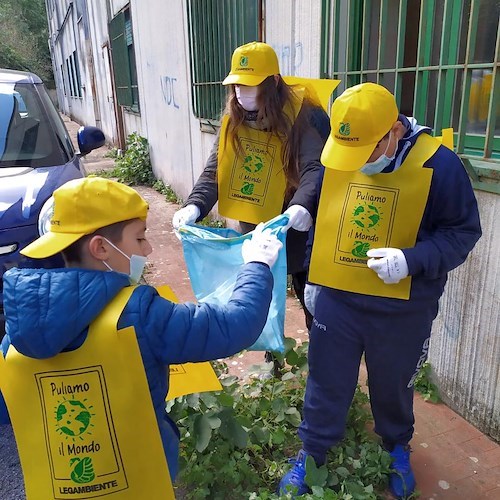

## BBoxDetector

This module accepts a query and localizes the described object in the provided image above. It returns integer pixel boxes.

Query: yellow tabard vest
[0,287,174,500]
[309,133,443,300]
[158,285,222,401]
[217,87,305,224]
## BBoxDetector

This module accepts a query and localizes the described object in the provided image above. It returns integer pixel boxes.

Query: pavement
[0,115,498,499]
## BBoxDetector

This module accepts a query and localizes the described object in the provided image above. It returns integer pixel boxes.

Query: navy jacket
[307,117,482,309]
[0,263,273,479]
[185,104,330,274]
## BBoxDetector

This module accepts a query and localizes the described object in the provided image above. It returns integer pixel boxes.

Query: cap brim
[21,231,84,259]
[222,73,268,86]
[320,134,378,171]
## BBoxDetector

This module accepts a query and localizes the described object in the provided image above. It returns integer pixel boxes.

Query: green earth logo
[339,122,351,136]
[55,399,93,437]
[243,154,264,174]
[241,182,255,195]
[70,456,95,484]
[352,241,370,258]
[239,56,248,67]
[351,204,381,229]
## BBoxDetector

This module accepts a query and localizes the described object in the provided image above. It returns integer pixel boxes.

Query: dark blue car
[0,69,105,336]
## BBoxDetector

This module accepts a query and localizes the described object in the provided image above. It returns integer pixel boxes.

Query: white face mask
[360,132,398,176]
[102,238,147,284]
[235,85,259,111]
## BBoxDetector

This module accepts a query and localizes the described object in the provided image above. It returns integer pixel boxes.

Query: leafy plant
[198,216,226,228]
[153,179,183,204]
[413,363,440,403]
[171,338,393,498]
[103,147,120,159]
[108,133,156,186]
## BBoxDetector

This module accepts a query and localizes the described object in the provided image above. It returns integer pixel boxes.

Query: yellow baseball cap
[21,177,149,259]
[222,42,280,86]
[321,83,399,171]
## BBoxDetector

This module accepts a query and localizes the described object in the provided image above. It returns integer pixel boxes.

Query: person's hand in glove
[304,283,321,316]
[366,248,409,284]
[242,223,283,268]
[283,205,313,232]
[172,204,200,230]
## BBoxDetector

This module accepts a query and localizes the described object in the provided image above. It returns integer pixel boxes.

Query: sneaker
[389,444,416,499]
[278,449,311,496]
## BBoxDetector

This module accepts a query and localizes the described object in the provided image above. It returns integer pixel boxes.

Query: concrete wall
[48,1,96,125]
[84,0,119,143]
[124,0,200,199]
[266,0,323,78]
[429,191,500,441]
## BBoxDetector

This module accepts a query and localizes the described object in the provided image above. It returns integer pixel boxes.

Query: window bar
[320,0,332,78]
[435,0,461,134]
[332,0,341,85]
[377,0,389,87]
[198,0,207,119]
[347,0,362,87]
[414,0,435,123]
[190,0,201,118]
[360,0,371,84]
[394,0,408,104]
[208,0,216,119]
[186,0,198,118]
[484,21,500,159]
[457,0,480,155]
[342,0,351,88]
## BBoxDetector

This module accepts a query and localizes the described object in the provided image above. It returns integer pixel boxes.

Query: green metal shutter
[320,0,500,193]
[109,11,133,107]
[187,0,259,121]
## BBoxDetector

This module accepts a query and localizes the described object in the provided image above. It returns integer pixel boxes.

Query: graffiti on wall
[161,76,180,109]
[275,42,303,75]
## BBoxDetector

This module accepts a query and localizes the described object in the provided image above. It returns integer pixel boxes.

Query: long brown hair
[221,76,318,202]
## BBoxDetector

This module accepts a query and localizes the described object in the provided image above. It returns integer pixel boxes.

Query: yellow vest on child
[309,133,444,300]
[0,286,174,499]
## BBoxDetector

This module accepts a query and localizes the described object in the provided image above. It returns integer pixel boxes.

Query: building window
[109,6,139,111]
[65,51,82,98]
[60,64,66,96]
[321,0,499,191]
[186,0,260,123]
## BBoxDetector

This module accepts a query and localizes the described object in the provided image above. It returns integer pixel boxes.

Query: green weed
[414,363,441,403]
[153,179,183,204]
[107,133,156,186]
[171,338,394,498]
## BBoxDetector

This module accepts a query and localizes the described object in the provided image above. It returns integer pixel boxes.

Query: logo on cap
[239,56,248,67]
[339,123,351,136]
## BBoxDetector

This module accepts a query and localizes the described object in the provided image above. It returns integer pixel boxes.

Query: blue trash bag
[178,215,288,353]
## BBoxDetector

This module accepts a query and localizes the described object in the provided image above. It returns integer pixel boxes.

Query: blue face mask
[360,132,397,175]
[102,238,148,284]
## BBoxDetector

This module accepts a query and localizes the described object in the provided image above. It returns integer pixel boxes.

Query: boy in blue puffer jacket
[0,177,281,498]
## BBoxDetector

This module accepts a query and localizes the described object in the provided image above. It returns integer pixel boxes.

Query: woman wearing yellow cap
[172,42,330,349]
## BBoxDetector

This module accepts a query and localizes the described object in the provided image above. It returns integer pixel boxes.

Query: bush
[153,179,183,204]
[171,338,393,499]
[108,133,156,186]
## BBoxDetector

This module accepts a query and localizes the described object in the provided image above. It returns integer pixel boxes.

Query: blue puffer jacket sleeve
[132,262,273,364]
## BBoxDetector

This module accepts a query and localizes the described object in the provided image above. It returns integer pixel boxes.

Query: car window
[0,82,72,168]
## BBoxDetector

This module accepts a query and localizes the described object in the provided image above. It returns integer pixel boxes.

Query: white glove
[172,204,200,229]
[366,248,409,284]
[283,205,313,232]
[242,223,283,268]
[304,283,321,316]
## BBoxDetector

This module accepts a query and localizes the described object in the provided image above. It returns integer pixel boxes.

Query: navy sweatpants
[298,288,439,464]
